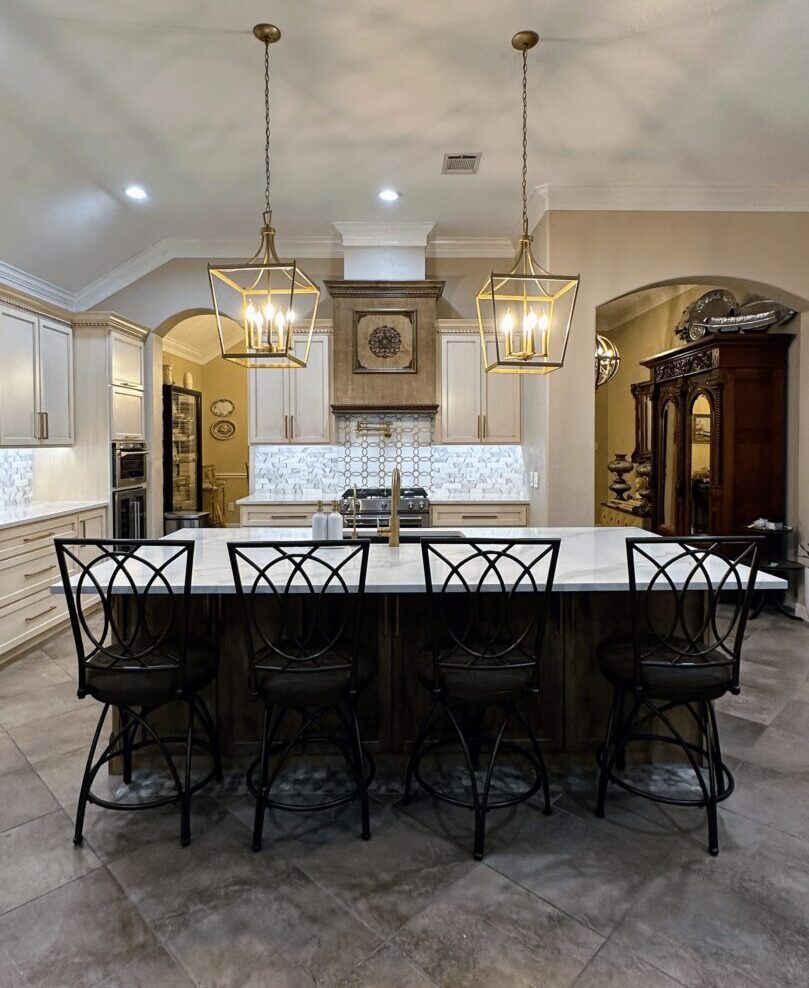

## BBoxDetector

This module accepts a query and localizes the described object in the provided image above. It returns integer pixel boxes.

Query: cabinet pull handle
[476,415,481,440]
[289,415,294,440]
[42,412,49,440]
[25,605,57,623]
[284,415,288,440]
[23,531,55,543]
[24,565,54,579]
[277,514,310,520]
[460,514,497,519]
[482,414,487,440]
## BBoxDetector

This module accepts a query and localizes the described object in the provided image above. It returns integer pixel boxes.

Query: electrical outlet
[227,501,235,511]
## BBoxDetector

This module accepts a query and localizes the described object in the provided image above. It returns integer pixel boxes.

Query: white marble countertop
[53,526,786,595]
[0,499,108,531]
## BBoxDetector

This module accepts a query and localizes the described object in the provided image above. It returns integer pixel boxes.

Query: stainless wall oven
[112,442,148,491]
[113,486,147,539]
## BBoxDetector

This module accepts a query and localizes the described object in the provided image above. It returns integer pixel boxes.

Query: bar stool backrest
[228,540,369,695]
[421,538,560,686]
[626,536,762,691]
[54,539,195,697]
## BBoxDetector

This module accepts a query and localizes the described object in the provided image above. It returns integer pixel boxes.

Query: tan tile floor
[0,610,807,987]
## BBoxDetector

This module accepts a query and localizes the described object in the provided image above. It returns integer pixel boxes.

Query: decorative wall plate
[210,420,236,441]
[210,398,235,418]
[353,309,417,374]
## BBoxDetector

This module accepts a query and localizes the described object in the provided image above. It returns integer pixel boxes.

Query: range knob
[406,501,414,510]
[380,500,388,510]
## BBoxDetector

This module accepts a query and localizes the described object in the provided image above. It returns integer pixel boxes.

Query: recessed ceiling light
[124,185,149,201]
[377,188,400,202]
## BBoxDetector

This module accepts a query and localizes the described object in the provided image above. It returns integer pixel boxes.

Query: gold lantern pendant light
[208,24,320,369]
[476,31,579,374]
[595,334,621,389]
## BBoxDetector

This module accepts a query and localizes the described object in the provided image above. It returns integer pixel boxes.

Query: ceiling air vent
[442,152,481,175]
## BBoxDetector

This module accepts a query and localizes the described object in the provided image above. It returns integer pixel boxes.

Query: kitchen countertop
[54,526,786,595]
[429,494,530,503]
[0,500,108,531]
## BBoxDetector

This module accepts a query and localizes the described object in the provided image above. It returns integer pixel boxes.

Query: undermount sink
[342,530,463,543]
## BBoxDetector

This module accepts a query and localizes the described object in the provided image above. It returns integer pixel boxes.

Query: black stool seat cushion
[256,665,353,707]
[85,639,217,706]
[598,635,733,700]
[417,648,533,703]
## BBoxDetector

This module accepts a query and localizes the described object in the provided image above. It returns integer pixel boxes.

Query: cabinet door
[38,320,73,446]
[0,307,39,446]
[110,332,144,389]
[111,386,145,441]
[249,369,288,443]
[440,336,482,443]
[288,336,330,443]
[78,509,107,564]
[482,339,521,443]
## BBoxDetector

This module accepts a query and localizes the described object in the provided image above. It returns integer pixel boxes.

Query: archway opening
[158,311,248,527]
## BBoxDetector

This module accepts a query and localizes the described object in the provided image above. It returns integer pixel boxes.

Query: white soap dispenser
[327,500,344,541]
[312,500,328,540]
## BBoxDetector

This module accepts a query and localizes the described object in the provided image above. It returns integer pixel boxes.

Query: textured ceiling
[1,0,808,293]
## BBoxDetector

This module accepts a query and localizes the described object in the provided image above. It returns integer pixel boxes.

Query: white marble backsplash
[0,450,33,507]
[253,414,527,498]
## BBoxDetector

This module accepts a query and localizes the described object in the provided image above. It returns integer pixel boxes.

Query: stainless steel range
[339,486,429,530]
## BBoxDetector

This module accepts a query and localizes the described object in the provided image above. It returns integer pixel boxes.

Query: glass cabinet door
[687,393,712,535]
[659,399,679,534]
[171,391,199,511]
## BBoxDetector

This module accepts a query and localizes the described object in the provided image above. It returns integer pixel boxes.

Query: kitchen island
[57,526,784,761]
[54,528,783,763]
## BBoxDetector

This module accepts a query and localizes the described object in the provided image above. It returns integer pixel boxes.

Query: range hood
[325,279,445,414]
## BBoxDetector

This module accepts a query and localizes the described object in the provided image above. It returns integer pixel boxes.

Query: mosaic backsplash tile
[252,415,527,498]
[0,449,33,507]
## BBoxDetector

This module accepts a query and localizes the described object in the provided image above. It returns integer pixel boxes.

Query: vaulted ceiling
[2,0,808,300]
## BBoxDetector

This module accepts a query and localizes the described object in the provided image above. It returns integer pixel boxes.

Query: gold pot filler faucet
[378,468,401,547]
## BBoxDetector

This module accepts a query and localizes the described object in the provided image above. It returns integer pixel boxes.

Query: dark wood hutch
[634,334,792,537]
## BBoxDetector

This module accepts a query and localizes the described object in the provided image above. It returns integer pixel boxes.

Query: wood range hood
[325,279,445,415]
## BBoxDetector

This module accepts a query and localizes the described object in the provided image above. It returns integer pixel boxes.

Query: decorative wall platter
[210,398,235,418]
[210,420,236,441]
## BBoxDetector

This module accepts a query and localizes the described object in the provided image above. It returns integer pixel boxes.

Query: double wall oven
[112,442,148,538]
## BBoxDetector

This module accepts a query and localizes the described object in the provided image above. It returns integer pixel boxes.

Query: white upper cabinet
[249,333,331,444]
[38,319,74,445]
[110,332,144,389]
[481,339,521,443]
[439,332,522,444]
[440,336,483,443]
[0,305,74,447]
[110,386,145,442]
[287,336,330,443]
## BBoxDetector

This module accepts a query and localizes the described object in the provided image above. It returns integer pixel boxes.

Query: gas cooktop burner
[338,486,430,528]
[340,486,428,499]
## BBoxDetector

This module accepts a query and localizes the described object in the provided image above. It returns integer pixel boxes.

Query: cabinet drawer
[0,515,78,562]
[430,503,529,528]
[0,543,71,609]
[0,586,68,657]
[240,504,318,528]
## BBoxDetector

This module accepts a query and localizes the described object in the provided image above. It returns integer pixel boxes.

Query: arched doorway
[593,277,807,574]
[156,310,248,527]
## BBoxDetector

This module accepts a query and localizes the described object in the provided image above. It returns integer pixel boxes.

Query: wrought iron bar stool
[228,540,373,851]
[595,536,762,855]
[55,539,222,848]
[403,537,560,860]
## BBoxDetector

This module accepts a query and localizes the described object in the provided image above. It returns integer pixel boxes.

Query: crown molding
[427,237,515,258]
[160,335,208,364]
[0,261,75,311]
[333,221,436,247]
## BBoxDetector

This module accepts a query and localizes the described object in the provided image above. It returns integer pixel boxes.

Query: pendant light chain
[521,47,528,238]
[263,39,272,218]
